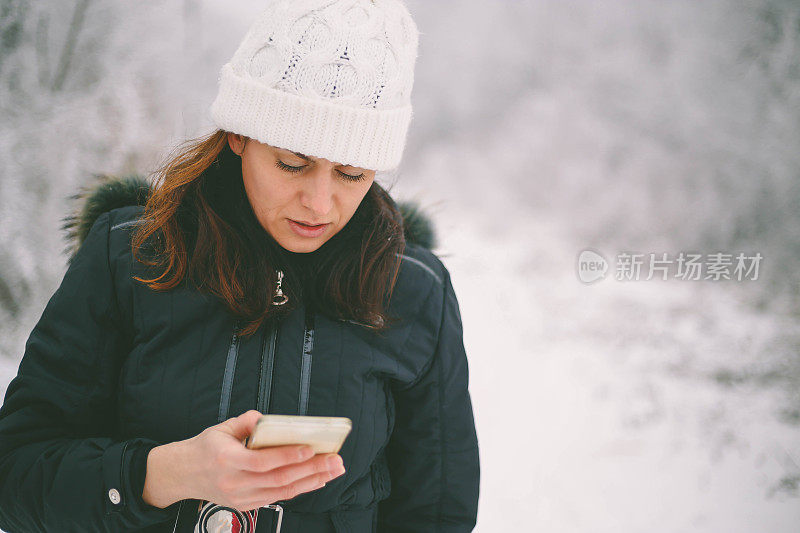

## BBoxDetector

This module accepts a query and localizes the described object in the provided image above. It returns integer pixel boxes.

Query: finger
[249,471,332,506]
[238,453,344,489]
[221,410,263,441]
[229,443,315,472]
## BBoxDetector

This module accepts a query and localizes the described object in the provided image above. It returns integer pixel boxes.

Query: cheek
[340,180,373,216]
[354,179,374,205]
[242,163,290,215]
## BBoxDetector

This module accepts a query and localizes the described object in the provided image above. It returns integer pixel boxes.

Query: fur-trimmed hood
[61,174,437,258]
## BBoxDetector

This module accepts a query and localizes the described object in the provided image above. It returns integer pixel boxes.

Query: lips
[288,218,330,238]
[292,220,326,228]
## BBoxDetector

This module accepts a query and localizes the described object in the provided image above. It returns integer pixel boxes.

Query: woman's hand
[142,410,346,512]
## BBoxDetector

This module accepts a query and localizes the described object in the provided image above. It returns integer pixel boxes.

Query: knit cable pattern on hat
[210,0,420,171]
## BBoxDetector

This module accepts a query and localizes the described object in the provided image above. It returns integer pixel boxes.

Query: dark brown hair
[130,129,407,338]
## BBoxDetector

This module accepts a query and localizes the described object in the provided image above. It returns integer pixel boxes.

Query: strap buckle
[262,503,284,533]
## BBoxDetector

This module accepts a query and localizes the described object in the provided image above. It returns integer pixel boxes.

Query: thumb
[221,410,263,441]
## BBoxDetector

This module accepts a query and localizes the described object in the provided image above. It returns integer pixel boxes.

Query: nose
[299,165,334,217]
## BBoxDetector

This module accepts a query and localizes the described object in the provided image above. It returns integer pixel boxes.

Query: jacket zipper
[297,307,315,415]
[257,309,286,515]
[257,319,280,414]
[257,269,289,413]
[217,320,242,423]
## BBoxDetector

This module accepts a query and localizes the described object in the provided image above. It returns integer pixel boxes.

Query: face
[227,133,376,253]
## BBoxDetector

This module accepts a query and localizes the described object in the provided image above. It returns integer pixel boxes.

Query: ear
[227,132,246,156]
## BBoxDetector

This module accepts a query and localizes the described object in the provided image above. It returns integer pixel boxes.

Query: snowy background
[2,0,800,531]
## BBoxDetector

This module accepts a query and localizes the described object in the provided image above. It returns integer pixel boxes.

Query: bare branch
[51,0,91,92]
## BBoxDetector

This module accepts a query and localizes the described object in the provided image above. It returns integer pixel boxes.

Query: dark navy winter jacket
[0,178,480,532]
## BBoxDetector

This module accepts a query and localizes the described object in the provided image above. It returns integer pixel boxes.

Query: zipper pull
[272,270,289,306]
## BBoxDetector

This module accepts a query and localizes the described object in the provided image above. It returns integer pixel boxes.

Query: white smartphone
[244,414,352,454]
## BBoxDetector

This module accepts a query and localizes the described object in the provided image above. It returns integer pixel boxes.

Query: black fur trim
[61,174,151,261]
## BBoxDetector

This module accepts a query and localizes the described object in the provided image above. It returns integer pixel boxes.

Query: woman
[0,1,480,532]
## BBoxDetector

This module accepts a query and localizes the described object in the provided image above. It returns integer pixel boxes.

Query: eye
[275,160,305,173]
[336,169,367,182]
[276,159,367,182]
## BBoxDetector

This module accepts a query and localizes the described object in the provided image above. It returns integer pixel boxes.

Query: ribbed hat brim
[210,64,413,171]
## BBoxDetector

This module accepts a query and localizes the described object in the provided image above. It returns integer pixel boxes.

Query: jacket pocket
[369,382,394,504]
[383,381,395,435]
[217,321,242,423]
[370,449,392,504]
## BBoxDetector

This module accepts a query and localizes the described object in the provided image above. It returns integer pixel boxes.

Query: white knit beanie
[209,0,420,171]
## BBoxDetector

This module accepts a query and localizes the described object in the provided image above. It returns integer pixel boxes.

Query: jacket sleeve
[377,267,481,532]
[0,211,181,532]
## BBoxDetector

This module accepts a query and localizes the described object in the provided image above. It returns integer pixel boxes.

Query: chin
[280,238,323,254]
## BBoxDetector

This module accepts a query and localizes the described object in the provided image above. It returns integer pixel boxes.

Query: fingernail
[299,446,314,458]
[329,464,346,477]
[326,455,343,470]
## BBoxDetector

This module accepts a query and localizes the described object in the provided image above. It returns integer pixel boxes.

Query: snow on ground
[442,210,800,532]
